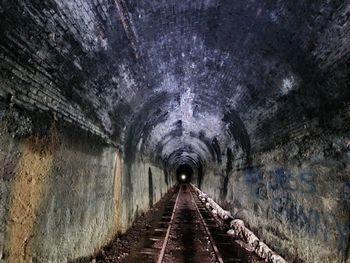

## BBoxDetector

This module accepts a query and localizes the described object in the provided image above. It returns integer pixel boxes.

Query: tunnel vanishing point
[0,0,350,262]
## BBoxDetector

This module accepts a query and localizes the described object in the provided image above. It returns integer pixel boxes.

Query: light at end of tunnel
[181,174,187,181]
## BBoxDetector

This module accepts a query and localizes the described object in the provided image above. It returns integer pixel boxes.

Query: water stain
[6,124,59,262]
[148,167,153,208]
[113,150,123,233]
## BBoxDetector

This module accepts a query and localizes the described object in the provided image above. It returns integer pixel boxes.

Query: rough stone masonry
[0,0,349,262]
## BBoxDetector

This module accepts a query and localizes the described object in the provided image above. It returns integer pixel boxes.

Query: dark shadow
[148,167,153,208]
[180,208,195,262]
[222,147,233,199]
[197,163,204,188]
[176,164,193,184]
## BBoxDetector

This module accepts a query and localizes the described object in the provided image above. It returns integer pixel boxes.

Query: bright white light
[281,76,297,95]
[181,174,187,181]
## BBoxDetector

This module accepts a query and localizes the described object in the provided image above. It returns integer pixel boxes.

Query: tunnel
[0,0,349,262]
[176,164,193,184]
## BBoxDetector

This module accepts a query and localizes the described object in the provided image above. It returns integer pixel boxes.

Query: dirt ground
[90,188,177,263]
[162,185,217,263]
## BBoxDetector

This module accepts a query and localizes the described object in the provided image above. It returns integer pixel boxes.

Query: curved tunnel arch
[132,111,252,186]
[0,1,349,262]
[166,150,205,187]
[122,87,253,186]
[175,163,194,183]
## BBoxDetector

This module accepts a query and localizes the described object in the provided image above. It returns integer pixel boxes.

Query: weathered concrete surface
[200,104,350,263]
[0,107,118,262]
[1,0,350,262]
[121,161,174,230]
[0,105,172,262]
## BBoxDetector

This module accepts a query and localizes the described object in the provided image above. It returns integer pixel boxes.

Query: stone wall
[0,104,117,262]
[121,161,173,230]
[199,103,350,263]
[0,103,172,262]
[1,1,350,262]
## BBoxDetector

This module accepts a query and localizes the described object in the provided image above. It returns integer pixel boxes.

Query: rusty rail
[157,185,224,263]
[189,187,224,263]
[156,185,181,263]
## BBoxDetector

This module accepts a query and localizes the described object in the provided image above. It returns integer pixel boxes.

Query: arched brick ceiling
[1,0,349,172]
[120,0,350,170]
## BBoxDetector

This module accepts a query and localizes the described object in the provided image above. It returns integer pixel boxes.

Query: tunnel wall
[121,161,172,229]
[0,105,118,262]
[0,103,172,262]
[199,103,350,263]
[1,1,349,262]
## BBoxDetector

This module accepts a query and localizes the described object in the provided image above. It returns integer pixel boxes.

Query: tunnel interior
[0,0,349,262]
[176,164,194,184]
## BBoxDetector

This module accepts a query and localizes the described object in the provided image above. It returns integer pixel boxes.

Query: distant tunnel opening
[176,164,193,184]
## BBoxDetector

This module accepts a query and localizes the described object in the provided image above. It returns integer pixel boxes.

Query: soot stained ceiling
[120,0,350,170]
[0,0,349,171]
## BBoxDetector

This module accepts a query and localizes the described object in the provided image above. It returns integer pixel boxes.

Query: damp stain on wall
[6,124,59,262]
[113,150,123,233]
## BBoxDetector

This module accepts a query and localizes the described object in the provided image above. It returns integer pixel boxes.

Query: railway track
[123,184,262,263]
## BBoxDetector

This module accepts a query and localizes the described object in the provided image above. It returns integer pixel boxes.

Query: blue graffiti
[243,167,350,252]
[298,171,317,194]
[270,193,328,242]
[244,167,316,195]
[244,168,262,184]
[334,215,350,251]
[340,182,350,200]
